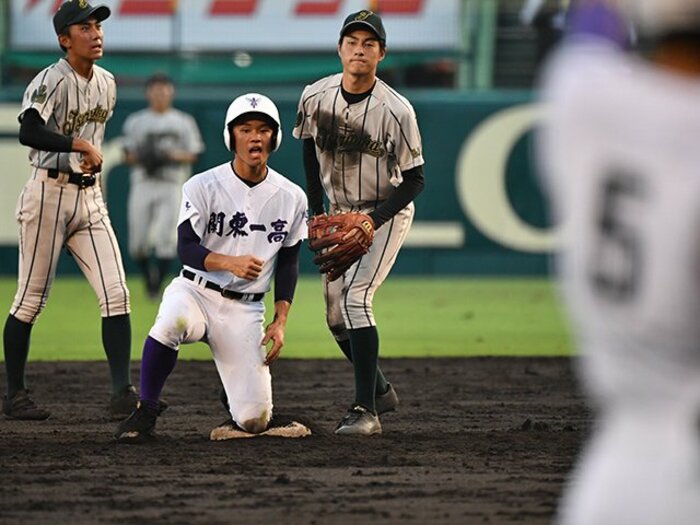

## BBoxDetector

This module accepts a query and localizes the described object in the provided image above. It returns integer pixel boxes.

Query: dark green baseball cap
[53,0,111,35]
[340,10,386,45]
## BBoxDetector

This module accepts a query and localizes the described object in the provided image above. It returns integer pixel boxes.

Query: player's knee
[341,298,375,327]
[12,290,47,323]
[11,305,41,325]
[100,284,131,317]
[149,316,190,348]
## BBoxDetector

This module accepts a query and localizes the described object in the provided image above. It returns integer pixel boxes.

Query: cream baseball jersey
[178,163,308,293]
[293,73,424,209]
[122,108,204,185]
[541,41,700,395]
[20,58,116,174]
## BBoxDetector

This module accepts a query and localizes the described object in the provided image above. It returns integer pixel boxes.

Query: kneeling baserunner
[115,93,309,442]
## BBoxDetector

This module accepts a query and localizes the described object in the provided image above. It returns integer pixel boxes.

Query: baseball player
[539,1,700,523]
[2,1,136,421]
[293,10,425,435]
[122,73,204,300]
[115,93,308,442]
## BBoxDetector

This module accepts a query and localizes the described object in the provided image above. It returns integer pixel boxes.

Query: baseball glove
[137,144,170,176]
[308,213,375,281]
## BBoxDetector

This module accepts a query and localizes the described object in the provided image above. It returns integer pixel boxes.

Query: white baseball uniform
[122,107,204,259]
[293,73,423,332]
[148,162,307,427]
[13,58,129,323]
[540,39,700,525]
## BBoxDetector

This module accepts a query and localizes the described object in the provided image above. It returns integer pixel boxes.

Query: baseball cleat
[108,384,139,420]
[2,390,50,420]
[334,405,382,436]
[114,403,160,443]
[375,383,399,415]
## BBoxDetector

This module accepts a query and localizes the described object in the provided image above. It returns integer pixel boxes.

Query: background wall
[0,89,553,276]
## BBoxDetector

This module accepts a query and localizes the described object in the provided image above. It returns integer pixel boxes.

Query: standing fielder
[3,1,136,421]
[293,10,425,435]
[539,1,700,523]
[115,93,308,442]
[122,73,204,300]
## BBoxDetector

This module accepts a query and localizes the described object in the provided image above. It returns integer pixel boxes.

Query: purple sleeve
[566,0,630,48]
[177,220,211,270]
[274,241,301,304]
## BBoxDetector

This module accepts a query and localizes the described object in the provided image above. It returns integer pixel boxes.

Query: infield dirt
[0,357,590,524]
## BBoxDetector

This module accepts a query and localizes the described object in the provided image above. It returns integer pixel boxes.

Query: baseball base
[210,421,311,441]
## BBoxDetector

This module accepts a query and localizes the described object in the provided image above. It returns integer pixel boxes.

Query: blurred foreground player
[538,1,700,524]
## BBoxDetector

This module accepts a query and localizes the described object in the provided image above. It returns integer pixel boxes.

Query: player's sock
[102,314,132,393]
[336,338,389,395]
[348,326,379,413]
[3,314,33,398]
[139,336,178,410]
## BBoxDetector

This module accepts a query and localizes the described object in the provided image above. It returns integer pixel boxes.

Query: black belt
[46,169,96,188]
[182,270,264,302]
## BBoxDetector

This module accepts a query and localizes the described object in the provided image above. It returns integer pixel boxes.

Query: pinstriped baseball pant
[10,171,130,324]
[324,203,414,336]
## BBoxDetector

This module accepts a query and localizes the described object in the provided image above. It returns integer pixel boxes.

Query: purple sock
[139,336,178,410]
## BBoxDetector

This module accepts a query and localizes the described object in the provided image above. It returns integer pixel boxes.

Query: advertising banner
[11,0,460,52]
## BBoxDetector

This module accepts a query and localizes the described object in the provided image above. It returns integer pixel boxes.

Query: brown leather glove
[307,213,375,281]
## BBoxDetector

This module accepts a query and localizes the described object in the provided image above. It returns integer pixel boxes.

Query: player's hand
[262,316,286,365]
[227,255,264,280]
[74,138,103,173]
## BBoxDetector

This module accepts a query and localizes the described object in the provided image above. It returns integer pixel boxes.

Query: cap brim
[85,5,111,23]
[341,21,384,42]
[70,5,111,27]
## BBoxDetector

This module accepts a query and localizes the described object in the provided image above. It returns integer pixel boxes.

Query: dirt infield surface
[0,357,590,524]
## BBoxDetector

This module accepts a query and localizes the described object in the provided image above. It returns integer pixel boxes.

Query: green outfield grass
[0,276,573,361]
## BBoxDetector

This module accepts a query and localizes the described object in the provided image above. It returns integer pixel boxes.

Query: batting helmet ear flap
[223,93,283,152]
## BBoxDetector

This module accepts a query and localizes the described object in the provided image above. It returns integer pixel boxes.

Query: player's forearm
[271,300,292,325]
[123,149,139,166]
[369,165,425,229]
[169,150,198,164]
[177,221,211,270]
[202,252,235,273]
[19,109,72,152]
[274,242,301,303]
[303,138,325,215]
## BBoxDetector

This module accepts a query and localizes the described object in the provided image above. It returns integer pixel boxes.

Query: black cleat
[3,390,50,420]
[114,403,160,443]
[334,405,382,436]
[375,383,399,415]
[108,385,139,420]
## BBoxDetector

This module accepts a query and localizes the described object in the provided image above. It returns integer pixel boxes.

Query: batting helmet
[223,93,282,152]
[618,0,700,36]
